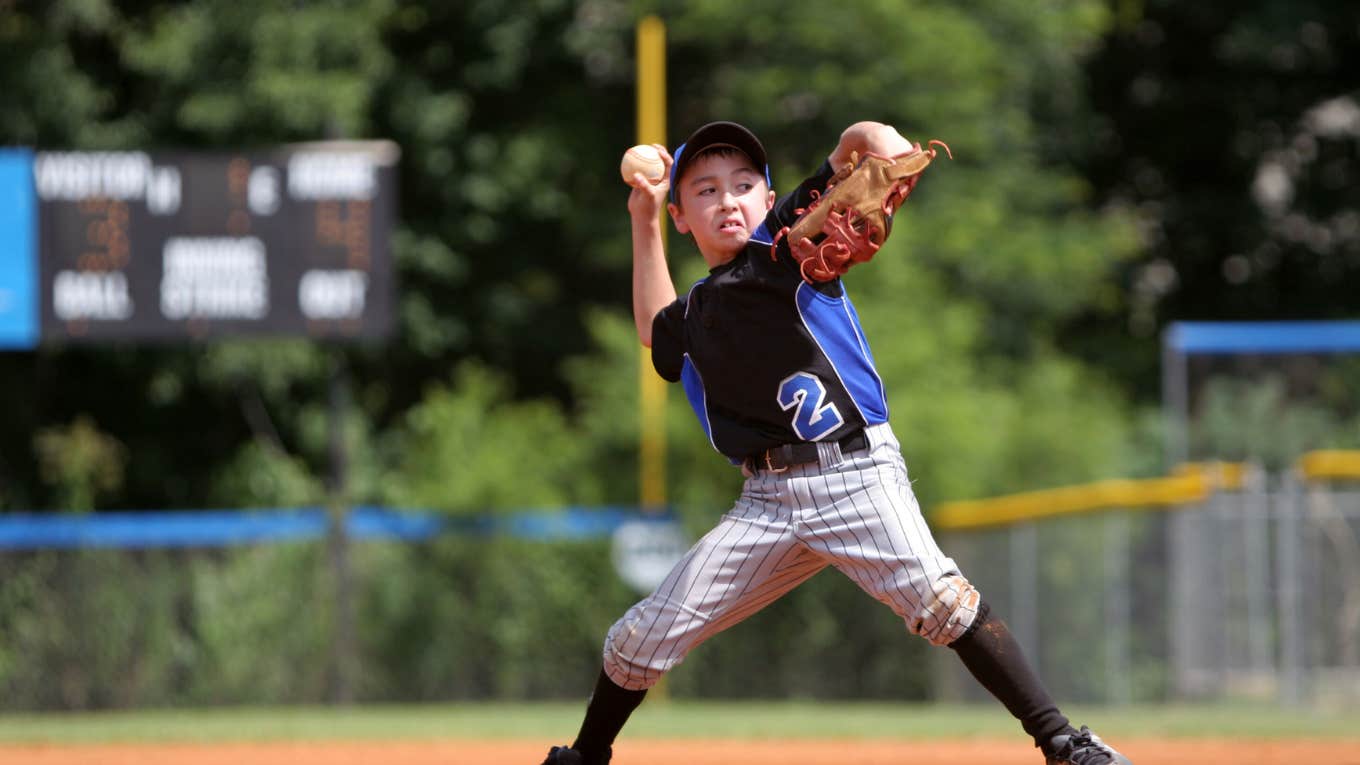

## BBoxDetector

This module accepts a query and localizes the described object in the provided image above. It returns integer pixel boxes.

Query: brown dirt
[4,737,1360,764]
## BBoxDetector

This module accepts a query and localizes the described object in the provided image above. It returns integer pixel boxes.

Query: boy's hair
[689,145,754,168]
[671,145,762,208]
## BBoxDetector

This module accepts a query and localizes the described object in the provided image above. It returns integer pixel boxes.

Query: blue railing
[1165,320,1360,355]
[0,505,645,550]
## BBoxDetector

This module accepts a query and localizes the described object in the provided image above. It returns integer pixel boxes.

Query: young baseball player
[542,121,1132,765]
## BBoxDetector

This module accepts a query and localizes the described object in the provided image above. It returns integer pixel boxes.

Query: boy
[542,121,1132,765]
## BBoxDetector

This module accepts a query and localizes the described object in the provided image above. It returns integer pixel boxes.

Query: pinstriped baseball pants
[602,423,982,691]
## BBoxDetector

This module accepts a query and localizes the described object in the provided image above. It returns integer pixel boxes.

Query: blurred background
[0,0,1357,715]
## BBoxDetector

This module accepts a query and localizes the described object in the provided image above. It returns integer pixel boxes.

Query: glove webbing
[771,140,952,283]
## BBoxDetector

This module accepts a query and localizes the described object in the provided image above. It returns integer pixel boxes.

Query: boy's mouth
[718,218,745,233]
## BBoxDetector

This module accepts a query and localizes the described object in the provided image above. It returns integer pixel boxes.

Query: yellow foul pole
[637,16,667,515]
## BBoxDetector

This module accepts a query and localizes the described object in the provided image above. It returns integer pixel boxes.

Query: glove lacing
[770,140,952,283]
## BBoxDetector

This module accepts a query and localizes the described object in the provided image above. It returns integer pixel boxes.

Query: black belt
[744,430,869,474]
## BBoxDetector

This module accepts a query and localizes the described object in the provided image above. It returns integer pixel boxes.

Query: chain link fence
[932,461,1360,706]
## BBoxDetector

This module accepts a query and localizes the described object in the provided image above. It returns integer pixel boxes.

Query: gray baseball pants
[602,422,982,691]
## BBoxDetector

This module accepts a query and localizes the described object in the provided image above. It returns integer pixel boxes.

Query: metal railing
[932,452,1360,705]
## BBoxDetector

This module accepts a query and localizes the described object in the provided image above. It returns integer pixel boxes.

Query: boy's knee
[601,606,667,691]
[909,573,983,647]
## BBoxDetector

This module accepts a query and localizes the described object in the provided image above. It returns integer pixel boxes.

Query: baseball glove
[772,140,951,283]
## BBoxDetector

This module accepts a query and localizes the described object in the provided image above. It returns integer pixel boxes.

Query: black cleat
[1045,725,1132,765]
[541,746,583,765]
[541,745,611,765]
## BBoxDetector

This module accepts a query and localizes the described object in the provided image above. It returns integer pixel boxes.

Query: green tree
[386,363,600,514]
[1066,1,1360,399]
[33,416,126,511]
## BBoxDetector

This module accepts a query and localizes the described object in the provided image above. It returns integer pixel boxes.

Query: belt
[744,429,869,474]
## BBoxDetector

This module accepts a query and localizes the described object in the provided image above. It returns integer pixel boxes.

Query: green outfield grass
[0,701,1356,744]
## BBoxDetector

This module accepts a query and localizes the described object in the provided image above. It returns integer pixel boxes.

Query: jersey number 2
[777,372,845,441]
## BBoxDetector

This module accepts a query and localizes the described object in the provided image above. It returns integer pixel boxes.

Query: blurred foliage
[0,550,187,710]
[0,540,640,708]
[1194,372,1360,470]
[208,441,326,509]
[33,416,127,511]
[386,363,602,513]
[189,543,334,704]
[1065,1,1360,396]
[0,0,1357,708]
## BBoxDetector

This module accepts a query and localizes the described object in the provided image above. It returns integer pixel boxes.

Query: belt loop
[817,438,846,470]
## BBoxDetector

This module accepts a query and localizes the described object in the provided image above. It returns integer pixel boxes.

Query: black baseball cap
[669,121,772,203]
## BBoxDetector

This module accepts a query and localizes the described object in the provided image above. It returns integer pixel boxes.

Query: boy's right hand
[627,143,673,221]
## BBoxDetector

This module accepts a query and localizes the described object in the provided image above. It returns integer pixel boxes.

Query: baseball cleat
[542,745,612,765]
[541,746,583,765]
[1044,725,1132,765]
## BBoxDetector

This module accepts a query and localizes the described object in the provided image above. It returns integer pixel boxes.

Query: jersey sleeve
[769,159,837,230]
[650,296,687,382]
[764,160,845,295]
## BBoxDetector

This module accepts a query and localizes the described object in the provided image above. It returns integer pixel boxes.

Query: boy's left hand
[829,122,914,170]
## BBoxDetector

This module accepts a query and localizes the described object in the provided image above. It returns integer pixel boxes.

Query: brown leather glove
[774,140,951,283]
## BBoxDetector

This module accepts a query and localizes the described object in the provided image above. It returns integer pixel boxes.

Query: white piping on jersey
[840,295,889,417]
[682,279,704,320]
[793,281,870,429]
[682,352,720,454]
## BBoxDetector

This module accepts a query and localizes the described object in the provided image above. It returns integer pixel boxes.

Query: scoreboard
[0,142,396,348]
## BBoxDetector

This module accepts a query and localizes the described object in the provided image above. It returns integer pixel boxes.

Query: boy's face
[667,151,775,265]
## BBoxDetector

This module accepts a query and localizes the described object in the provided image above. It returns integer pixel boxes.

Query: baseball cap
[669,121,772,203]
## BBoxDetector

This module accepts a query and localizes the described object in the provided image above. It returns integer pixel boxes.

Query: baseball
[620,144,665,185]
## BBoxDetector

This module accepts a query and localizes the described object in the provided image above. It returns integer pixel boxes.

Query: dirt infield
[5,738,1359,764]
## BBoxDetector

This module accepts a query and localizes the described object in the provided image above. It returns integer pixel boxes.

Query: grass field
[0,700,1356,743]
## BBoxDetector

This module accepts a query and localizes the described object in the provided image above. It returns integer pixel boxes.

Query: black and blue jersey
[650,161,890,462]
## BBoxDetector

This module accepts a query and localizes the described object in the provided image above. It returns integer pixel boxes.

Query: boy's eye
[698,186,715,196]
[736,183,753,193]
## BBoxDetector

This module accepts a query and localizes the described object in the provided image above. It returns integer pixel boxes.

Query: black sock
[571,668,647,761]
[949,600,1070,751]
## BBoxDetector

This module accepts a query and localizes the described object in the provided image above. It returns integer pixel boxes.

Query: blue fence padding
[345,506,447,541]
[0,505,644,550]
[501,506,633,541]
[0,508,328,550]
[1166,321,1360,355]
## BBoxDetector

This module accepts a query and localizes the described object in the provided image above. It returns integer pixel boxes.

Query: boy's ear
[667,201,691,234]
[766,189,776,209]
